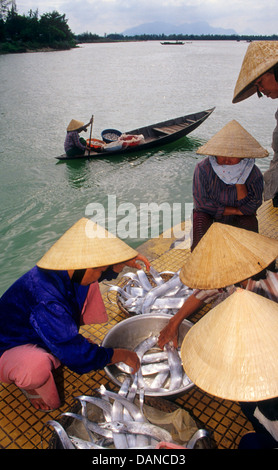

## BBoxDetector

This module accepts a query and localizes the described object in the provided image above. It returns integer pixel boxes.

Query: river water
[0,40,277,294]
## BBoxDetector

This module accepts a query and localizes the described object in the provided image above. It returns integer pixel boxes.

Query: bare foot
[21,388,53,411]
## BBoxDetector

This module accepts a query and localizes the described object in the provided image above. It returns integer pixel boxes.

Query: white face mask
[209,156,255,184]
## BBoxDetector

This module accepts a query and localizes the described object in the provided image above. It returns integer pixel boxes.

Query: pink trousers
[0,282,108,409]
[0,344,61,409]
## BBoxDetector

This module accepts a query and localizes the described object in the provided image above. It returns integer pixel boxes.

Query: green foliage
[75,31,100,43]
[0,3,76,53]
[1,1,277,54]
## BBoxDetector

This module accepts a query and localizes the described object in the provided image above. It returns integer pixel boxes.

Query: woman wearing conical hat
[180,288,278,449]
[191,120,268,250]
[0,218,150,412]
[158,223,278,350]
[233,41,278,205]
[64,117,93,157]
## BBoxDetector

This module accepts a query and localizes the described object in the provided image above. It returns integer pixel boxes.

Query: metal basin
[102,313,194,398]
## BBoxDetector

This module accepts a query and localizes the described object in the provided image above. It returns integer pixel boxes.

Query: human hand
[125,254,150,271]
[235,183,248,200]
[157,320,179,349]
[110,348,140,374]
[113,254,151,273]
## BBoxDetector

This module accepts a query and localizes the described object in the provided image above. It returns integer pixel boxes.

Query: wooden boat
[56,107,215,161]
[161,41,185,45]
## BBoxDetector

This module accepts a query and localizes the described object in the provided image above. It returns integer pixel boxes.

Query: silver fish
[136,270,153,291]
[135,335,159,390]
[128,286,146,297]
[165,342,183,391]
[182,372,192,387]
[141,276,183,314]
[116,334,159,375]
[108,285,133,300]
[150,297,185,310]
[100,420,173,443]
[124,375,139,448]
[124,278,142,291]
[61,412,113,439]
[75,395,112,422]
[75,399,96,442]
[111,378,130,449]
[134,334,159,358]
[141,351,169,364]
[69,435,108,449]
[150,369,170,389]
[97,385,146,423]
[141,362,169,376]
[98,385,149,447]
[46,420,75,449]
[122,297,144,309]
[127,373,138,402]
[186,429,210,449]
[149,266,165,286]
[122,272,141,281]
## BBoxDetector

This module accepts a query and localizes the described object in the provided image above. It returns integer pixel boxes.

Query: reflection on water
[63,159,89,189]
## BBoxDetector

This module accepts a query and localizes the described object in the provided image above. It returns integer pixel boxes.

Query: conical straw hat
[179,223,278,289]
[37,218,138,270]
[67,119,85,131]
[181,288,278,401]
[233,40,278,103]
[196,120,268,159]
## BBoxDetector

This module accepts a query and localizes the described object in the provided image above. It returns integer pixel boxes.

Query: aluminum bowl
[102,313,194,398]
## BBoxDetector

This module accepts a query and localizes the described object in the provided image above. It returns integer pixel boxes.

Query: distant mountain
[122,21,238,36]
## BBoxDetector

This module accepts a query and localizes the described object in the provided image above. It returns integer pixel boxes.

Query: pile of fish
[108,266,193,316]
[46,378,208,449]
[114,333,192,394]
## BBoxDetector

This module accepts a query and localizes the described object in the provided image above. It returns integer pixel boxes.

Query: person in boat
[64,118,92,157]
[232,40,278,207]
[158,223,278,350]
[0,218,150,412]
[191,120,267,251]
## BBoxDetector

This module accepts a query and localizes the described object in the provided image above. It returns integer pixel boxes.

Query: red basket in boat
[119,134,144,148]
[86,138,105,150]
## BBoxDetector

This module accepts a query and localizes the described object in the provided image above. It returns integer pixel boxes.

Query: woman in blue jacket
[0,218,150,411]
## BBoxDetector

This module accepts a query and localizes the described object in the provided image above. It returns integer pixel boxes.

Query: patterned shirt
[193,157,264,218]
[64,131,86,152]
[194,271,278,304]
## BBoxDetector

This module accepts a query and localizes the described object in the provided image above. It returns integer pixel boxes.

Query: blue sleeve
[30,300,114,374]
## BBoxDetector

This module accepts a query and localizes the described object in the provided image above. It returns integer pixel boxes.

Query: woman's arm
[112,254,151,273]
[109,349,140,374]
[234,169,263,215]
[157,294,205,349]
[223,183,247,215]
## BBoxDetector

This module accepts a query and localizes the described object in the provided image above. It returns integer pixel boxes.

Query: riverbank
[0,40,77,54]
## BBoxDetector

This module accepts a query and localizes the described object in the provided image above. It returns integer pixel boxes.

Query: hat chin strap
[70,269,87,284]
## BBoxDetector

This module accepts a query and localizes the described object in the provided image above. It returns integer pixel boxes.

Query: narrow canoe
[56,107,215,161]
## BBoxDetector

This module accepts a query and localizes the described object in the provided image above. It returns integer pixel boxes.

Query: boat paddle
[87,115,94,157]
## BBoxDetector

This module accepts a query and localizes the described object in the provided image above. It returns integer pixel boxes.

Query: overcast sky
[15,0,278,36]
